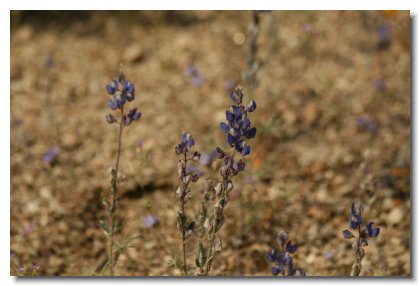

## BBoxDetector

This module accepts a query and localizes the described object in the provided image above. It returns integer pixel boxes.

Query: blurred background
[10,11,410,276]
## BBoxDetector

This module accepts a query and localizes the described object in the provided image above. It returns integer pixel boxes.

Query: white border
[3,0,419,285]
[4,0,418,10]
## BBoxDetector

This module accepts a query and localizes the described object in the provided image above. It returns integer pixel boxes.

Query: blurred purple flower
[324,251,334,260]
[19,266,25,273]
[137,139,144,148]
[186,165,205,177]
[199,150,220,167]
[45,56,54,69]
[377,23,391,50]
[230,185,241,199]
[245,176,254,185]
[43,147,59,165]
[356,117,378,135]
[224,79,237,91]
[32,264,40,271]
[22,223,36,235]
[185,64,205,87]
[373,79,386,91]
[143,215,159,228]
[303,23,315,32]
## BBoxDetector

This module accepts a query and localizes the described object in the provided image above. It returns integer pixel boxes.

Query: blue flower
[350,203,363,229]
[123,108,142,126]
[105,75,136,110]
[266,248,279,262]
[175,132,195,155]
[366,222,380,237]
[343,203,380,258]
[266,232,304,276]
[185,64,205,87]
[143,215,159,228]
[342,229,354,239]
[43,147,59,165]
[105,70,142,126]
[285,241,298,254]
[219,86,257,156]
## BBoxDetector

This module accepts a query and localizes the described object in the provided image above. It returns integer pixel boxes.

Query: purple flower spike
[219,86,257,157]
[105,73,138,112]
[267,232,305,276]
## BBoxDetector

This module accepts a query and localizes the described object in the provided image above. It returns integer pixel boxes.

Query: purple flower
[377,23,391,50]
[32,264,40,271]
[123,108,142,126]
[266,232,305,276]
[105,71,142,127]
[356,117,378,135]
[342,229,354,239]
[185,64,205,87]
[219,86,257,156]
[245,176,254,185]
[143,215,159,228]
[105,74,136,110]
[366,222,380,237]
[285,241,298,254]
[199,151,219,166]
[22,223,36,235]
[175,132,195,155]
[373,79,386,91]
[224,79,236,90]
[45,56,54,68]
[186,165,205,177]
[43,147,59,165]
[266,248,279,262]
[303,23,315,32]
[324,251,334,260]
[342,202,380,273]
[350,202,363,229]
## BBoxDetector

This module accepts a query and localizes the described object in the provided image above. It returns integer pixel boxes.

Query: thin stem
[202,149,236,276]
[108,107,124,276]
[350,225,363,276]
[180,152,188,276]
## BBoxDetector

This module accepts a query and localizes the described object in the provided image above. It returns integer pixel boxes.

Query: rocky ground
[10,11,410,276]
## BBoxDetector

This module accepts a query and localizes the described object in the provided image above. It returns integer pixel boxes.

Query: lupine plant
[266,231,305,276]
[343,202,380,276]
[194,86,257,275]
[100,69,142,276]
[175,132,201,275]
